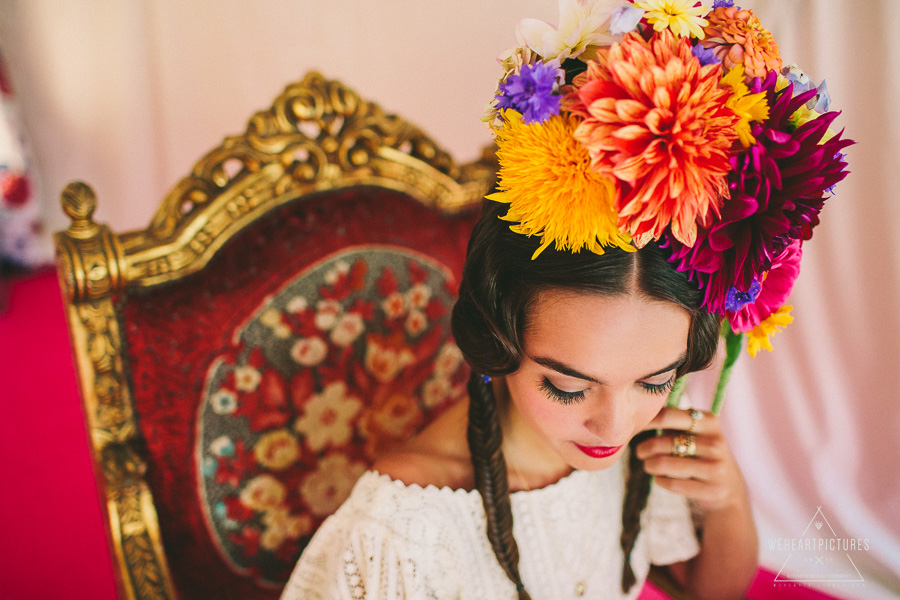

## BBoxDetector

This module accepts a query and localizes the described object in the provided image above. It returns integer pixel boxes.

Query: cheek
[633,396,667,431]
[509,379,574,433]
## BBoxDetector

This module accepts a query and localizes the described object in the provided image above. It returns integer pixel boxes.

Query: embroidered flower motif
[239,474,287,512]
[433,343,464,377]
[488,110,631,258]
[260,507,312,551]
[565,30,739,247]
[289,336,328,366]
[233,366,262,393]
[381,292,407,319]
[330,312,365,347]
[364,335,416,383]
[260,308,292,339]
[210,389,238,414]
[300,454,366,517]
[210,435,235,457]
[358,393,424,459]
[422,376,453,409]
[314,299,343,330]
[405,283,432,311]
[404,310,428,337]
[286,296,308,314]
[324,260,351,285]
[294,382,363,452]
[253,429,301,471]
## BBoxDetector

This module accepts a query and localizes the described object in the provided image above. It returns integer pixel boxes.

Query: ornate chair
[55,72,495,600]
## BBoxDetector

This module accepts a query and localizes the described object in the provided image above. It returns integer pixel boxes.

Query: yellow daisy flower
[746,305,793,357]
[634,0,708,39]
[487,110,633,259]
[722,65,770,147]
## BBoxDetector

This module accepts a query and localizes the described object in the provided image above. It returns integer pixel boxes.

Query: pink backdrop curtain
[0,1,896,597]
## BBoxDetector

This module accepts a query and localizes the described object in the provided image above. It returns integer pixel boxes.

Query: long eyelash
[639,376,676,396]
[539,377,586,405]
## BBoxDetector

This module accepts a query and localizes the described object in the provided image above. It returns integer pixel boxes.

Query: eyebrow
[530,353,687,384]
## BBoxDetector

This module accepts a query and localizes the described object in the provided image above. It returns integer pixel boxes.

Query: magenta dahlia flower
[728,239,801,333]
[665,70,853,314]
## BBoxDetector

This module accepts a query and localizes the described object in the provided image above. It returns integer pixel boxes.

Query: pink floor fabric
[0,270,850,600]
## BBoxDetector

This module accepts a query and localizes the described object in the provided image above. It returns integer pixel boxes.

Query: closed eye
[638,375,676,396]
[539,377,587,405]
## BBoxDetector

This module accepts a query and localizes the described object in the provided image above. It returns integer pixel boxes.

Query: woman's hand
[635,406,748,512]
[636,406,758,600]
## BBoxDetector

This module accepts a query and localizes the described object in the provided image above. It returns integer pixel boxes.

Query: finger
[653,475,734,509]
[635,433,726,461]
[643,407,716,434]
[642,455,721,482]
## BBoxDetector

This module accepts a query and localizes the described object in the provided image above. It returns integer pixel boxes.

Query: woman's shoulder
[371,398,474,491]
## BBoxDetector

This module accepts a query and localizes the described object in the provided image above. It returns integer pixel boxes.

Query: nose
[583,388,634,446]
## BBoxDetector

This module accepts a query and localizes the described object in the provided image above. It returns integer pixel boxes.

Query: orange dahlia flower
[564,30,739,247]
[701,6,782,81]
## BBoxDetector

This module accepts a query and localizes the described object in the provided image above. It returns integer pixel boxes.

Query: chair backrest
[54,71,495,600]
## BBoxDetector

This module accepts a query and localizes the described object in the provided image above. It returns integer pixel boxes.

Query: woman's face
[503,289,691,474]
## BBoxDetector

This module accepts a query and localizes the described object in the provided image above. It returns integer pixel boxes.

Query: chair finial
[61,181,100,238]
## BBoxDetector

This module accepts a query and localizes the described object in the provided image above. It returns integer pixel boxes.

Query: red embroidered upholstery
[121,188,476,597]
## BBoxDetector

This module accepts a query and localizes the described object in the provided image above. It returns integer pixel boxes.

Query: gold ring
[671,433,697,457]
[688,409,704,433]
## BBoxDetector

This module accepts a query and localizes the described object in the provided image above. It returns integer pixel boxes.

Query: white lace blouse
[281,456,698,600]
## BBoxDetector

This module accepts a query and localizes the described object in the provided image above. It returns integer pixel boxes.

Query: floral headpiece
[485,0,852,395]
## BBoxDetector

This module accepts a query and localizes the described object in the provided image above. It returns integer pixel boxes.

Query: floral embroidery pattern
[196,248,468,584]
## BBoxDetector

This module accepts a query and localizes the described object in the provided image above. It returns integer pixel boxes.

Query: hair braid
[466,372,532,600]
[619,430,655,592]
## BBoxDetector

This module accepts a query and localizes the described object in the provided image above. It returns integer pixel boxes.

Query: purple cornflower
[496,61,561,124]
[692,44,721,66]
[713,0,737,8]
[725,280,762,312]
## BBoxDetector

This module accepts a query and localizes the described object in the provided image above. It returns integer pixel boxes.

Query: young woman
[281,1,850,597]
[281,203,758,600]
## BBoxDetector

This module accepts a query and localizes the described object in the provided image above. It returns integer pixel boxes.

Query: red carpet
[0,269,117,600]
[0,270,847,600]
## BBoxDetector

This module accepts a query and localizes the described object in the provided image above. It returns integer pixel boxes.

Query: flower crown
[485,0,852,365]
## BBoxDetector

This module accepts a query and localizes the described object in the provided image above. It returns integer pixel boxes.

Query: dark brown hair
[451,201,720,597]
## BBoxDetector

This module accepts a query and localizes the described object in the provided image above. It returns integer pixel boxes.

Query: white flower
[315,299,343,330]
[405,310,428,337]
[286,296,308,314]
[324,260,351,285]
[294,382,362,451]
[405,283,432,310]
[290,337,328,366]
[260,308,292,339]
[210,389,238,414]
[381,292,407,319]
[300,454,366,517]
[433,343,464,377]
[233,366,262,392]
[516,0,632,61]
[330,312,365,347]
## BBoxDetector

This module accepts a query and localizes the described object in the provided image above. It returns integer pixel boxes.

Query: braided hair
[451,202,720,594]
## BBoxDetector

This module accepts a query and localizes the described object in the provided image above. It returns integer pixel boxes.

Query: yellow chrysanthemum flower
[746,305,793,357]
[487,110,633,259]
[722,65,770,147]
[634,0,708,39]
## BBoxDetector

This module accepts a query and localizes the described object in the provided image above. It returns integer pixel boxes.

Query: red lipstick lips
[574,443,622,458]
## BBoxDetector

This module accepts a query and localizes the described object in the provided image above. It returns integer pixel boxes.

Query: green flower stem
[712,325,745,416]
[666,374,688,408]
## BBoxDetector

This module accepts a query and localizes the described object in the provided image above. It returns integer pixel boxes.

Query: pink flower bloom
[728,239,801,333]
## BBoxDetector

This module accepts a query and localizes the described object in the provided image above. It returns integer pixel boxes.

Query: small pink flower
[728,240,802,333]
